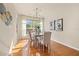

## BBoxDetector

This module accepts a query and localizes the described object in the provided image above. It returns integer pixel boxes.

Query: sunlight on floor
[10,39,49,56]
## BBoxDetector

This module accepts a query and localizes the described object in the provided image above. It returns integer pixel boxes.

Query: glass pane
[22,18,44,36]
[26,19,32,29]
[32,20,43,35]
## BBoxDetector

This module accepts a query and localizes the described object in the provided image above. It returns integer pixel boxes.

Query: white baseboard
[53,40,79,51]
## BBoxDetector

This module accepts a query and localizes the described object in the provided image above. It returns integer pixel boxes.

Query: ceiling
[12,3,79,18]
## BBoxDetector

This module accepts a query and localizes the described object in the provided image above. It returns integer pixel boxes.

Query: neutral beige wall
[44,4,79,50]
[0,4,17,55]
[50,4,79,50]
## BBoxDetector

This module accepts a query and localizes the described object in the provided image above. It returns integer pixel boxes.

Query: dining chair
[44,32,51,53]
[37,32,51,53]
[28,30,37,48]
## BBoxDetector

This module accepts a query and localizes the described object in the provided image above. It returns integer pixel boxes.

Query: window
[22,17,44,37]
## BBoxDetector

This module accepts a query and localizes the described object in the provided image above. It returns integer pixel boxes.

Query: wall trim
[53,40,79,51]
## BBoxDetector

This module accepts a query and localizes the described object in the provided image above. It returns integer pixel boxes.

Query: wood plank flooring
[51,41,79,56]
[10,39,79,56]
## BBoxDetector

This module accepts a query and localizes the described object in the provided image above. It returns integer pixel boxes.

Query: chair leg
[38,42,42,51]
[43,44,44,52]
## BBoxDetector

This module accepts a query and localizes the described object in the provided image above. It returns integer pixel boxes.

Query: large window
[22,17,44,37]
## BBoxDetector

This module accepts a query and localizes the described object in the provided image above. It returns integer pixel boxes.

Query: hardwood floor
[11,38,79,56]
[51,41,79,56]
[11,39,27,56]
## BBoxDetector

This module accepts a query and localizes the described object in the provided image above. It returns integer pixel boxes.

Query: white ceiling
[13,4,66,16]
[13,3,79,18]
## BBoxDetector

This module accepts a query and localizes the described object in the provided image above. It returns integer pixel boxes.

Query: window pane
[26,19,32,29]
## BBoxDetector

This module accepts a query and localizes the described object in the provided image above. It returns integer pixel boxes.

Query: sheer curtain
[22,20,27,37]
